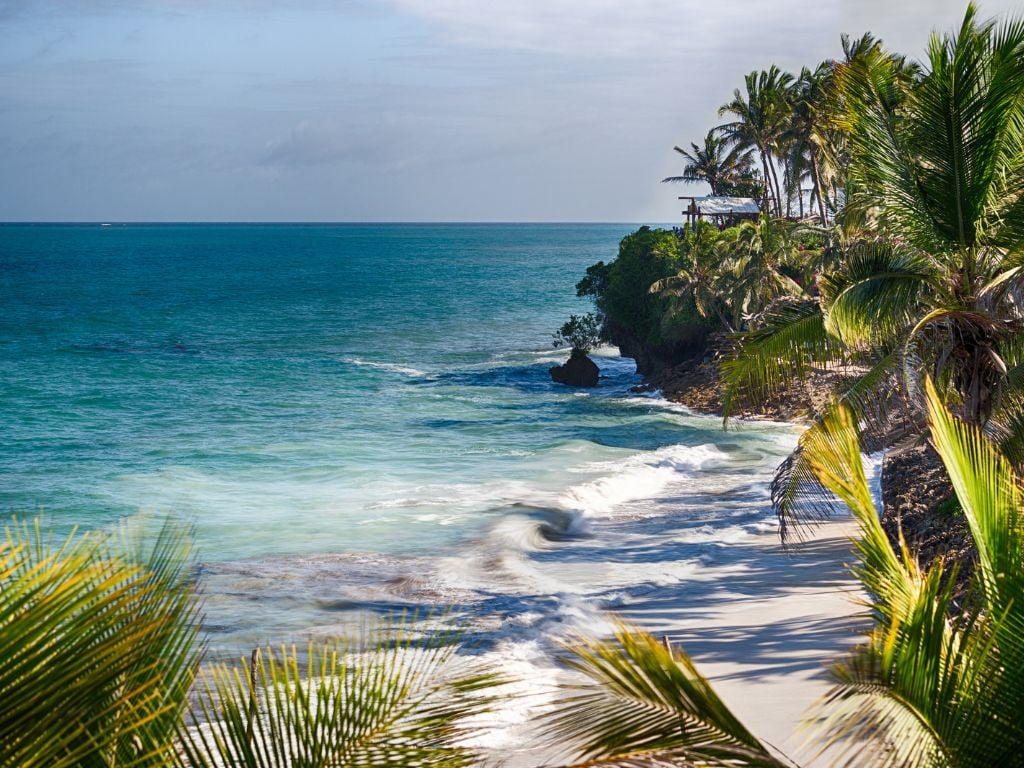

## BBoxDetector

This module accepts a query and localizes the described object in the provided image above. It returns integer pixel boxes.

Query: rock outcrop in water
[550,350,599,388]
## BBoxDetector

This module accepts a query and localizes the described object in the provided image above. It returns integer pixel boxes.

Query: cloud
[390,0,836,58]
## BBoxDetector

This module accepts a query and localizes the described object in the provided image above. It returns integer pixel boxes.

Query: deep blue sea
[1,223,796,661]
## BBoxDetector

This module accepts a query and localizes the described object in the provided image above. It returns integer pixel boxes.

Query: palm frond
[771,347,908,543]
[547,624,789,768]
[720,299,841,421]
[0,517,201,768]
[178,617,503,768]
[805,378,1024,767]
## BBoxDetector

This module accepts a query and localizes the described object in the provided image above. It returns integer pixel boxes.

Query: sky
[0,0,1020,222]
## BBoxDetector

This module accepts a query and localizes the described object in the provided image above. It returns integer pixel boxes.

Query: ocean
[1,223,797,681]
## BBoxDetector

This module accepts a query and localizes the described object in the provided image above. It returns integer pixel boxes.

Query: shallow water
[1,222,798,668]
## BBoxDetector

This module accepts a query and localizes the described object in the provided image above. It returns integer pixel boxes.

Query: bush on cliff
[577,226,714,374]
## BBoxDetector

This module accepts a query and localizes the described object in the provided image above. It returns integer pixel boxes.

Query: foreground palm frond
[720,298,841,421]
[546,625,791,768]
[802,379,1024,767]
[178,619,503,768]
[0,518,201,768]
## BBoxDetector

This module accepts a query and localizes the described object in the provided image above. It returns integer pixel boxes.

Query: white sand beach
[620,516,866,765]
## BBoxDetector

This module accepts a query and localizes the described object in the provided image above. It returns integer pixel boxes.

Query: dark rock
[604,318,711,377]
[550,351,599,388]
[881,442,973,614]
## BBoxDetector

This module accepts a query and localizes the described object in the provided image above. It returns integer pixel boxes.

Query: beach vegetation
[0,519,501,768]
[579,3,1024,541]
[0,518,201,767]
[576,226,714,372]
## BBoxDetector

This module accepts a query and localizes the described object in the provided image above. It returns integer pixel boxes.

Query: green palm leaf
[546,624,790,768]
[178,618,502,768]
[0,517,201,768]
[720,299,842,421]
[801,380,1024,767]
[820,243,935,347]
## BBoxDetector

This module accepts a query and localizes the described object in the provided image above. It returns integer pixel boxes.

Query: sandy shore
[617,516,866,766]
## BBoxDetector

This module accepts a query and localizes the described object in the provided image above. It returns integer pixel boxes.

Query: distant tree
[717,66,795,216]
[662,130,758,196]
[553,313,603,357]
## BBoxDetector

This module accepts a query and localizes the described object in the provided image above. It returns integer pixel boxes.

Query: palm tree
[718,66,795,217]
[829,5,1024,425]
[719,6,1024,535]
[662,130,757,196]
[783,64,836,225]
[720,215,806,324]
[547,378,1024,767]
[649,221,740,332]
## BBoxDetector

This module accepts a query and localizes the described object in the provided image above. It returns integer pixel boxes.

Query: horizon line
[0,220,675,226]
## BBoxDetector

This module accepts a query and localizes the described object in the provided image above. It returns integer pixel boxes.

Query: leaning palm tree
[662,130,757,196]
[546,377,1024,767]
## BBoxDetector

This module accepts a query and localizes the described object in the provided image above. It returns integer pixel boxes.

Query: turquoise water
[1,223,796,652]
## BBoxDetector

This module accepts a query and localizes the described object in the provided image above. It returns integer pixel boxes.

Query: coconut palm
[718,6,1024,534]
[662,130,758,196]
[720,215,806,323]
[783,64,837,225]
[649,221,740,332]
[718,66,795,217]
[547,377,1024,767]
[830,5,1024,425]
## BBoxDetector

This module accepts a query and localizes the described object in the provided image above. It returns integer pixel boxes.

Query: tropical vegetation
[9,4,1024,768]
[577,2,1024,538]
[0,518,502,767]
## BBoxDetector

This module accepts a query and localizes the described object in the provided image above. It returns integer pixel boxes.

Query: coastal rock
[550,351,599,388]
[605,317,710,377]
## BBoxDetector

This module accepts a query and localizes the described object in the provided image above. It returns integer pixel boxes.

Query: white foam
[342,356,427,377]
[557,443,730,520]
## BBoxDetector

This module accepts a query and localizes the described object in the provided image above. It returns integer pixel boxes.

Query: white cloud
[391,0,837,58]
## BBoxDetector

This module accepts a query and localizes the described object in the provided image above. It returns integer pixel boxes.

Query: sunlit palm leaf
[0,517,201,768]
[547,625,789,768]
[802,380,1024,767]
[178,618,502,768]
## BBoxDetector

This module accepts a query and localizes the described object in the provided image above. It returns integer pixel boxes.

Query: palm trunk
[759,153,775,215]
[766,153,784,219]
[784,163,792,218]
[809,151,827,225]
